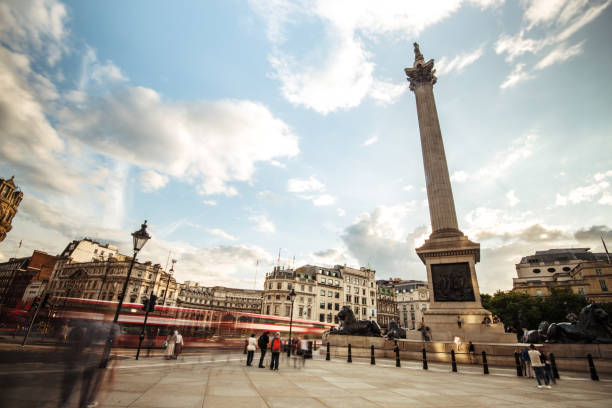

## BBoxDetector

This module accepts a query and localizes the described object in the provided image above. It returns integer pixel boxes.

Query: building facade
[375,279,398,330]
[261,264,377,325]
[0,176,23,243]
[48,257,179,307]
[0,250,58,307]
[512,248,611,302]
[178,281,262,313]
[59,239,123,263]
[394,280,429,330]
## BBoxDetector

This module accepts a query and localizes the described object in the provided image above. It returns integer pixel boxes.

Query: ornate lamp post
[100,221,150,368]
[162,259,176,308]
[287,288,296,357]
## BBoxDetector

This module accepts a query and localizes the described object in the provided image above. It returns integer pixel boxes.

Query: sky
[1,0,611,294]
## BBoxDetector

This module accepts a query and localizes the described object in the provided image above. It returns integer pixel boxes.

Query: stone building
[375,279,398,330]
[394,280,429,330]
[47,256,178,307]
[512,248,611,302]
[261,264,377,324]
[0,250,58,307]
[59,239,124,263]
[0,176,23,243]
[178,281,262,313]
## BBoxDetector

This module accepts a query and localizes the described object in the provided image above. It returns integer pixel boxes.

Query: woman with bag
[246,334,257,366]
[173,330,184,360]
[164,331,176,360]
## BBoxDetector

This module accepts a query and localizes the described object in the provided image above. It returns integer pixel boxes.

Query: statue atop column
[405,43,436,90]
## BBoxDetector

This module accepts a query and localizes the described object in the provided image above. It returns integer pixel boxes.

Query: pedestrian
[300,339,309,367]
[540,350,556,385]
[164,331,176,360]
[468,341,475,364]
[269,332,282,371]
[528,344,551,389]
[246,333,256,366]
[257,331,270,368]
[521,346,533,378]
[173,330,184,360]
[457,316,462,328]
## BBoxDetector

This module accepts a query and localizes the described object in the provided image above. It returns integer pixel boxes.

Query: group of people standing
[520,344,557,388]
[245,332,285,370]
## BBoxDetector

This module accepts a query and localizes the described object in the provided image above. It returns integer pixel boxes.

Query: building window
[532,269,541,273]
[354,296,359,304]
[328,290,332,297]
[335,303,339,311]
[298,306,303,316]
[269,283,272,289]
[320,289,325,296]
[277,282,282,289]
[577,288,585,295]
[328,279,333,284]
[536,290,543,296]
[327,314,332,323]
[596,269,603,275]
[362,288,365,295]
[354,287,359,294]
[276,295,280,300]
[301,285,305,291]
[547,268,556,273]
[327,302,332,310]
[335,292,339,298]
[334,280,339,286]
[288,283,292,290]
[308,286,313,292]
[362,307,366,315]
[362,298,366,305]
[346,295,351,302]
[320,314,325,322]
[600,280,608,292]
[320,302,325,309]
[562,267,571,272]
[354,278,359,284]
[285,306,291,317]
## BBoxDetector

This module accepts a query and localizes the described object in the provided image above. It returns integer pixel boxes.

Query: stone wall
[324,334,612,374]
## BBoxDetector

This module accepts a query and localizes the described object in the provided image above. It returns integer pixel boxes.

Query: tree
[482,290,543,330]
[540,287,587,324]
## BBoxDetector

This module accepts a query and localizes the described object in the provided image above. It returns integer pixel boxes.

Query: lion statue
[385,320,406,340]
[523,321,550,344]
[329,306,382,337]
[546,304,612,344]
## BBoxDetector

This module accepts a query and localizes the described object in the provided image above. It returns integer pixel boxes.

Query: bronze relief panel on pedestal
[431,262,475,302]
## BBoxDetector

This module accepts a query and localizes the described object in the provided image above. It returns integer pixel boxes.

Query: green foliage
[481,288,593,330]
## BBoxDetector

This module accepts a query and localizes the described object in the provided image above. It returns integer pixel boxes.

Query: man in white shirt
[528,344,551,389]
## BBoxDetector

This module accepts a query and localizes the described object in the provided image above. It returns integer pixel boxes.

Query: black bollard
[587,354,599,381]
[451,349,457,372]
[348,343,352,363]
[395,344,401,368]
[422,348,428,370]
[370,345,375,365]
[549,352,559,379]
[514,351,523,377]
[482,350,489,375]
[326,342,330,361]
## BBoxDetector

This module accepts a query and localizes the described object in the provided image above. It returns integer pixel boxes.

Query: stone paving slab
[2,353,612,408]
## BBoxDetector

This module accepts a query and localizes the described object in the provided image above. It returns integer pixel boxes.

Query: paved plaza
[2,350,611,408]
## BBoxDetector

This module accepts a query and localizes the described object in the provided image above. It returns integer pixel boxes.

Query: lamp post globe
[287,288,297,357]
[132,220,151,252]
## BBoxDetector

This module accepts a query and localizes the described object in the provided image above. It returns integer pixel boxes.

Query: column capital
[404,42,437,91]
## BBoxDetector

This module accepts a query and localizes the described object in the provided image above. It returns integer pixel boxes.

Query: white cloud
[524,0,569,28]
[495,32,548,62]
[436,45,485,75]
[60,87,300,196]
[337,208,346,217]
[402,185,414,192]
[594,170,612,181]
[555,0,611,42]
[0,0,68,65]
[249,214,276,233]
[475,133,536,180]
[450,170,468,183]
[556,181,610,206]
[203,200,217,206]
[500,63,533,89]
[139,170,169,192]
[287,176,325,193]
[362,135,379,147]
[252,0,504,113]
[506,190,519,207]
[312,194,335,206]
[599,193,612,206]
[535,41,584,70]
[206,228,237,241]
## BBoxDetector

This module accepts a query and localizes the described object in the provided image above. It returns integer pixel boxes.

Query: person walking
[269,332,282,371]
[540,350,556,385]
[528,344,551,389]
[173,330,184,360]
[520,346,533,378]
[257,331,269,368]
[468,341,475,364]
[165,331,177,360]
[246,334,256,366]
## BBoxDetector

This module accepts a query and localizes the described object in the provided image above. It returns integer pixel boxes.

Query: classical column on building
[405,43,514,342]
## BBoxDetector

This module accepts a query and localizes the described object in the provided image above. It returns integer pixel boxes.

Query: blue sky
[1,0,611,293]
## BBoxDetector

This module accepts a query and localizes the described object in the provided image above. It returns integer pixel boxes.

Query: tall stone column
[403,44,516,343]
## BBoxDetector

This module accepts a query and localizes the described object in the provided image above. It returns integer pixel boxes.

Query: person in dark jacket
[269,332,283,371]
[257,332,270,368]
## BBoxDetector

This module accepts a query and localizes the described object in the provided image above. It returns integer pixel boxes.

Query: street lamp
[162,259,176,308]
[287,288,296,357]
[100,221,150,368]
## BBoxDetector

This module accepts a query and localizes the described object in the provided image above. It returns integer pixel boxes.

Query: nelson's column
[405,43,514,342]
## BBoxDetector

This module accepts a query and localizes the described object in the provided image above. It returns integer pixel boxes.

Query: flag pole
[602,235,611,264]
